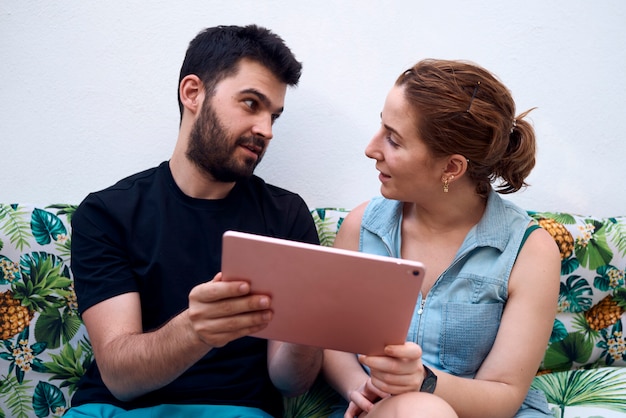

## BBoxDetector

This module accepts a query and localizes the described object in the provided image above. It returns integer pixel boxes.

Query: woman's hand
[358,342,426,395]
[344,377,389,418]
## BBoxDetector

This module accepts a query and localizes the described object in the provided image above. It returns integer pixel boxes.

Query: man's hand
[188,272,273,348]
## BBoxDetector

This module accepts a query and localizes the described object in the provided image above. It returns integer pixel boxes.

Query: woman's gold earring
[443,175,454,193]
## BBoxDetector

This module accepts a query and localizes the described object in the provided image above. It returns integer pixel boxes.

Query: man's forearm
[97,310,211,401]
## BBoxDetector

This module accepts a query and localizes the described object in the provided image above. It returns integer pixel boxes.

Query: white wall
[2,1,625,217]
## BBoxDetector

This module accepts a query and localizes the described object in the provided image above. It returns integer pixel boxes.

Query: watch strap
[420,365,437,393]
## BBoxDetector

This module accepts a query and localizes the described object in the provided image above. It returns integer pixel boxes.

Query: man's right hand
[187,272,273,348]
[81,272,273,400]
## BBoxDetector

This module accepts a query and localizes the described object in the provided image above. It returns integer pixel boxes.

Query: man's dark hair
[177,24,302,118]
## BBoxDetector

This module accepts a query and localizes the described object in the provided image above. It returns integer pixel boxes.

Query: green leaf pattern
[1,206,625,417]
[0,206,78,417]
[559,275,593,313]
[530,212,626,417]
[0,205,31,253]
[532,368,626,417]
[32,382,66,418]
[311,208,346,247]
[30,210,67,247]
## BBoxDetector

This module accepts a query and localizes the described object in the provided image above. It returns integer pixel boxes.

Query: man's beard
[186,99,266,183]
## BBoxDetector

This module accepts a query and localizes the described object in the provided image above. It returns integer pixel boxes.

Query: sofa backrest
[526,211,626,373]
[0,204,625,417]
[0,204,87,418]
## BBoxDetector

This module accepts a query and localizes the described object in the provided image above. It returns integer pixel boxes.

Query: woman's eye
[386,135,399,148]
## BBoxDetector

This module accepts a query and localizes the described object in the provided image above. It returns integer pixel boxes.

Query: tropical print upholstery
[528,211,626,417]
[0,204,84,418]
[0,204,625,418]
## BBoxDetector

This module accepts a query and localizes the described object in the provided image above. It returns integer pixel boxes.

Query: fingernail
[259,297,270,308]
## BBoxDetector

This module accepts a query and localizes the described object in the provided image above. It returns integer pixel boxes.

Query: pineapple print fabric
[529,211,626,418]
[2,204,626,418]
[0,204,90,418]
[529,212,626,372]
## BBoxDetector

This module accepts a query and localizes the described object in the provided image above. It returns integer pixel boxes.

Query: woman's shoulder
[342,200,370,229]
[332,200,371,251]
[522,222,561,259]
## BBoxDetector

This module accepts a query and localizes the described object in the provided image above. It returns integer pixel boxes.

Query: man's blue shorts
[63,403,274,417]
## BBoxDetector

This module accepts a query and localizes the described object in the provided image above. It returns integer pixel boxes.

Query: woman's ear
[442,155,469,180]
[179,74,204,116]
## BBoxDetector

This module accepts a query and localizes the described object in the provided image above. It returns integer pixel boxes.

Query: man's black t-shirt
[70,161,319,416]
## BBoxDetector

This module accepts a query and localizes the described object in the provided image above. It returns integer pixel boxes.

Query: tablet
[221,230,425,355]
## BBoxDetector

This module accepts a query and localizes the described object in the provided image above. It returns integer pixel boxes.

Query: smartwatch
[420,365,437,393]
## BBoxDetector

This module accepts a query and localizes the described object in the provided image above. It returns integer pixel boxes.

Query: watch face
[421,376,437,393]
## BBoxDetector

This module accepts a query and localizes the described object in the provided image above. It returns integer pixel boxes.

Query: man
[67,25,322,418]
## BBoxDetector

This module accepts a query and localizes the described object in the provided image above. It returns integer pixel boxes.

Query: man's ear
[179,74,204,116]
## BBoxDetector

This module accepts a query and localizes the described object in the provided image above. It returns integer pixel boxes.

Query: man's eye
[244,99,257,109]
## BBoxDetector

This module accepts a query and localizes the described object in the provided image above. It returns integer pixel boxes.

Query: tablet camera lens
[410,270,420,276]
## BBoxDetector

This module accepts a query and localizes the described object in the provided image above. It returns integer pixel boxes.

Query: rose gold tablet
[221,230,424,355]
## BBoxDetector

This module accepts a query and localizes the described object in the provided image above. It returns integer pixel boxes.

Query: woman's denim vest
[359,191,552,416]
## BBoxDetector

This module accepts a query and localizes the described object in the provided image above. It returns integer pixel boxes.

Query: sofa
[0,203,625,418]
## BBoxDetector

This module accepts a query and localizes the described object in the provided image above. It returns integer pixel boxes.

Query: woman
[324,59,561,418]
